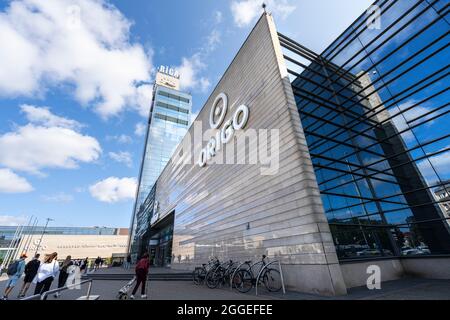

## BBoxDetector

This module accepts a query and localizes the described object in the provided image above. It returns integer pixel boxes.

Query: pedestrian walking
[65,263,80,288]
[54,255,73,298]
[18,253,40,298]
[130,253,150,300]
[125,254,131,269]
[1,254,27,300]
[34,252,59,297]
[94,256,101,271]
[80,257,88,273]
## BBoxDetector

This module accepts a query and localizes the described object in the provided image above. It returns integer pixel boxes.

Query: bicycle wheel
[224,267,236,287]
[206,268,220,289]
[211,267,226,289]
[263,268,282,292]
[233,269,253,293]
[193,267,206,285]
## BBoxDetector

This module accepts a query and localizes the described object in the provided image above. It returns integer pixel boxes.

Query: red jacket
[135,258,149,273]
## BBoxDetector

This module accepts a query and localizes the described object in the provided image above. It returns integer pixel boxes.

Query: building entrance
[148,213,174,267]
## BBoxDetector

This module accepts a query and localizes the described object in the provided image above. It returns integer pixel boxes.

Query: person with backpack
[18,253,41,298]
[34,252,59,297]
[1,253,27,300]
[130,252,150,300]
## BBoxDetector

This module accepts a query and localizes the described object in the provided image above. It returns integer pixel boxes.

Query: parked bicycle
[232,255,282,293]
[206,259,237,289]
[192,257,219,285]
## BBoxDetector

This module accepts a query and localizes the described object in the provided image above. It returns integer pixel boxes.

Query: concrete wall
[341,257,450,288]
[401,257,450,279]
[151,13,346,296]
[340,259,404,288]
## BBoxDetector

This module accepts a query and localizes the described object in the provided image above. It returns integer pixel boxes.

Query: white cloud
[134,122,147,137]
[108,151,132,167]
[74,187,86,193]
[206,29,221,52]
[178,54,210,93]
[107,134,133,144]
[0,168,33,193]
[231,0,296,27]
[390,100,435,142]
[198,77,211,93]
[0,124,101,175]
[177,24,223,93]
[0,215,29,226]
[127,83,153,118]
[20,104,83,130]
[178,54,203,91]
[89,176,137,203]
[41,192,74,203]
[417,147,450,184]
[0,0,153,118]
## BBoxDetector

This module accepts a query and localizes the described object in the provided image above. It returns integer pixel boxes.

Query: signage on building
[156,66,180,90]
[158,65,180,79]
[150,201,160,226]
[198,92,249,167]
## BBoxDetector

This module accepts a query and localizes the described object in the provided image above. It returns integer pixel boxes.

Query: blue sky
[0,0,374,228]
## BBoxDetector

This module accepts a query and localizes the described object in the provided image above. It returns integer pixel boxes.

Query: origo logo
[198,92,249,167]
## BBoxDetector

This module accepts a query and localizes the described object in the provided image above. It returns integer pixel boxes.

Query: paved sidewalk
[0,279,271,300]
[2,266,449,300]
[93,266,189,274]
[1,276,449,300]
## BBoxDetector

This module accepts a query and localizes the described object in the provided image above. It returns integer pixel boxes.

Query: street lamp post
[34,218,54,255]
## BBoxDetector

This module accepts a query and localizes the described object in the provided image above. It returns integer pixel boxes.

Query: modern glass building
[281,0,450,259]
[129,66,192,255]
[129,2,450,295]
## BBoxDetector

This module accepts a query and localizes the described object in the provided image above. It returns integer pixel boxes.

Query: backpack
[7,260,19,276]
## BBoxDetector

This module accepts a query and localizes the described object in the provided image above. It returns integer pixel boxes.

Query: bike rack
[230,261,248,291]
[204,260,222,282]
[255,260,286,296]
[228,259,265,291]
[249,260,264,274]
[20,279,94,300]
[223,261,238,287]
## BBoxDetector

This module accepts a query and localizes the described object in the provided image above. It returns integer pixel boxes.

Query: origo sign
[198,92,249,167]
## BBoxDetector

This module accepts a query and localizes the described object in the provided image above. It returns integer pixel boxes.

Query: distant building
[434,181,450,227]
[0,226,128,263]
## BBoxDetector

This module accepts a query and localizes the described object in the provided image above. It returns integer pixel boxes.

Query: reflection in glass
[281,0,450,259]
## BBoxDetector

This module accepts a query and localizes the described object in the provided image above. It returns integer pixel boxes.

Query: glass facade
[130,183,157,255]
[130,81,191,253]
[281,0,450,260]
[135,86,191,208]
[148,219,174,267]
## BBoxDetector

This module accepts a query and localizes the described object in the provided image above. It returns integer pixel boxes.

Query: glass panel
[285,0,450,260]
